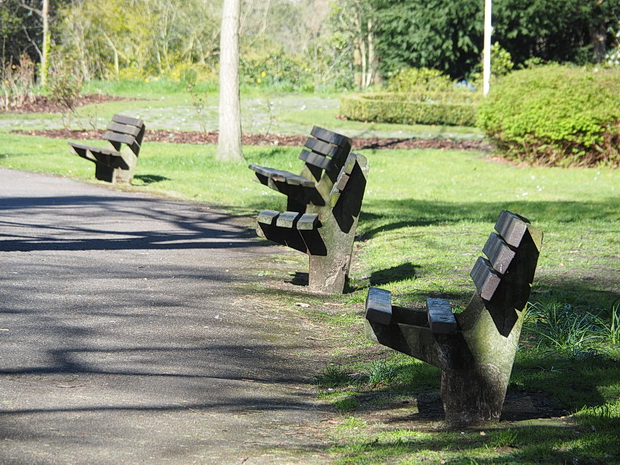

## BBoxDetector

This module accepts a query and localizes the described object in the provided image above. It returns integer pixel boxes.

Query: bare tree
[216,0,243,162]
[20,0,50,86]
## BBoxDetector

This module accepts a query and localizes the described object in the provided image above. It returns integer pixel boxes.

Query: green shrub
[477,65,620,167]
[47,49,83,112]
[340,91,480,126]
[387,67,454,92]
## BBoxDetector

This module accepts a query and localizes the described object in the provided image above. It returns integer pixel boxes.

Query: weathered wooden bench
[249,126,369,294]
[68,114,145,183]
[364,210,543,424]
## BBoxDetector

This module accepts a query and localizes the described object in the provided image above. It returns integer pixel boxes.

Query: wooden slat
[276,211,301,228]
[107,121,142,137]
[69,142,120,159]
[334,172,350,193]
[342,153,357,175]
[426,298,457,334]
[90,149,129,169]
[310,126,351,148]
[272,171,315,187]
[495,210,529,248]
[304,138,340,158]
[365,287,393,325]
[470,256,502,301]
[104,131,137,146]
[257,210,280,225]
[249,165,315,187]
[329,171,350,207]
[297,213,319,231]
[112,114,144,128]
[482,232,516,275]
[248,164,273,177]
[298,149,333,170]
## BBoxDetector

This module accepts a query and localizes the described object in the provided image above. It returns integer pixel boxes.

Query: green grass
[1,87,619,464]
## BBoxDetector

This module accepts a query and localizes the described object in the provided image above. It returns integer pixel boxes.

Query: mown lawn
[1,88,619,464]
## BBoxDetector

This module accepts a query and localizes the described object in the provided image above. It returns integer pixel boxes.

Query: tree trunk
[216,0,244,162]
[353,38,362,88]
[40,0,49,87]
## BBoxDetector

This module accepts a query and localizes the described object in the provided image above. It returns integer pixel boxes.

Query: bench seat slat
[297,213,319,231]
[248,164,273,177]
[270,171,315,187]
[257,210,280,225]
[365,287,393,325]
[249,164,316,188]
[426,298,457,334]
[69,141,121,158]
[276,211,301,228]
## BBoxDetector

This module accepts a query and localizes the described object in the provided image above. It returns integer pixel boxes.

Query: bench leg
[308,252,350,294]
[112,165,134,183]
[95,164,115,183]
[113,150,138,183]
[440,294,525,423]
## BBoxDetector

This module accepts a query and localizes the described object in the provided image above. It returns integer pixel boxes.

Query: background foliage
[477,65,620,167]
[2,0,620,89]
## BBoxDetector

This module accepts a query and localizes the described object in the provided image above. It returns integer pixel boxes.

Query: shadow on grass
[133,174,170,185]
[357,197,619,241]
[370,262,419,286]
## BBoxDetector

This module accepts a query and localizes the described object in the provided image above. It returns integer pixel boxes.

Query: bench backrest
[298,126,351,178]
[104,114,146,156]
[468,210,542,333]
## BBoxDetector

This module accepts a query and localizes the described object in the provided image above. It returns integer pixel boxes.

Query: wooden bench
[249,126,369,294]
[68,114,145,183]
[364,210,543,424]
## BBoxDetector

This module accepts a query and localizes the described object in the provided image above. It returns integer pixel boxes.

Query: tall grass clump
[524,299,620,356]
[525,301,602,354]
[477,65,620,168]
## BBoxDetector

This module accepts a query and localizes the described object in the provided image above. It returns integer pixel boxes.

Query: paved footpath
[0,169,334,465]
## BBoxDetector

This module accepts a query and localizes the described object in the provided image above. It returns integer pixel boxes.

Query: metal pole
[483,0,492,96]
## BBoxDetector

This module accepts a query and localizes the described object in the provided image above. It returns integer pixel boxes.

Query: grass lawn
[1,86,619,464]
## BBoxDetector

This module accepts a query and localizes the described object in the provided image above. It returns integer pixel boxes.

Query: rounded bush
[477,65,620,167]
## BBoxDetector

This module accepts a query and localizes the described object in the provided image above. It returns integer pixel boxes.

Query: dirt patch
[348,387,569,432]
[12,127,492,151]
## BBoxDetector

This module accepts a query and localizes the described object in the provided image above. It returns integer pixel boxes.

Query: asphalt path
[0,169,333,465]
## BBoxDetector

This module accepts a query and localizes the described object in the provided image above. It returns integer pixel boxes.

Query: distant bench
[249,126,369,294]
[365,210,543,424]
[68,114,145,183]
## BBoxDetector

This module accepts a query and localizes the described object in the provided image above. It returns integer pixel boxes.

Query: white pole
[483,0,492,96]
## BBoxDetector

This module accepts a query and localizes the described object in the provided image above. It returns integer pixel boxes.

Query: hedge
[339,92,480,127]
[477,65,620,168]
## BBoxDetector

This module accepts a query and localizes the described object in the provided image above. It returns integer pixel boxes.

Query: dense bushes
[478,65,620,168]
[340,92,479,126]
[340,67,480,127]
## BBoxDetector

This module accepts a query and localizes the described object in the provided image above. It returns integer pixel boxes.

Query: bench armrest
[426,298,457,334]
[249,164,316,188]
[365,287,393,325]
